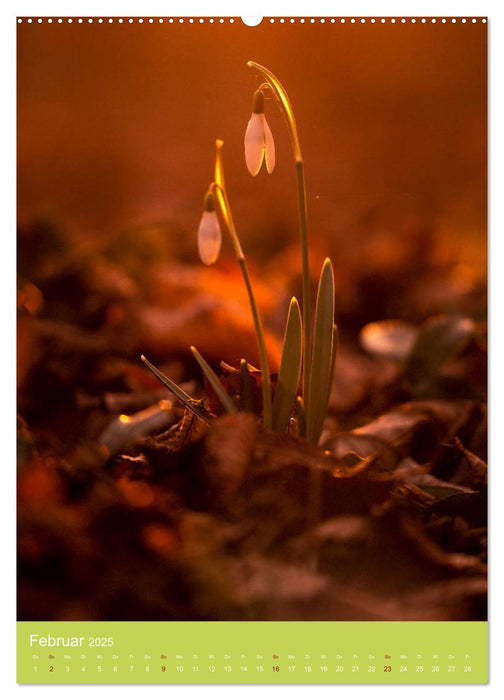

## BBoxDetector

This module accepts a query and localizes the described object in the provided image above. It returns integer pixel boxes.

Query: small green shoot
[140,354,213,423]
[272,297,303,432]
[190,346,238,414]
[306,259,335,444]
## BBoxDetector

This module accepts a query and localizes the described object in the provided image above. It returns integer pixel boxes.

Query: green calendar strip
[17,621,487,684]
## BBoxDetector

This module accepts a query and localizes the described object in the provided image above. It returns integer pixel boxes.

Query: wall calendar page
[16,12,488,687]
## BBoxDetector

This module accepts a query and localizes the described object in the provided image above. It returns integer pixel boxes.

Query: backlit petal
[197,211,222,265]
[262,114,276,174]
[244,113,265,176]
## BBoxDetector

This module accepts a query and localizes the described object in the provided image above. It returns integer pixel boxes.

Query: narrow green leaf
[190,346,238,414]
[272,297,303,432]
[328,323,339,405]
[239,359,254,412]
[306,258,335,444]
[140,355,212,423]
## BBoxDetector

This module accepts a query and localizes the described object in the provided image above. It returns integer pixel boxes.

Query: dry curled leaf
[325,400,484,472]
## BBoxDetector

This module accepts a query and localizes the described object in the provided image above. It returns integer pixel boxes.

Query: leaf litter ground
[17,219,487,621]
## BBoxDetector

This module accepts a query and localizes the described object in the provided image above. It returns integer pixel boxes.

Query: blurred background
[17,19,487,234]
[17,19,486,284]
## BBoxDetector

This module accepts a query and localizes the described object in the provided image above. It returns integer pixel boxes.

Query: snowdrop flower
[197,191,222,265]
[244,90,275,176]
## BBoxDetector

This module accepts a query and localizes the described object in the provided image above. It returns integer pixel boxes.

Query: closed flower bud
[244,90,276,176]
[197,192,222,265]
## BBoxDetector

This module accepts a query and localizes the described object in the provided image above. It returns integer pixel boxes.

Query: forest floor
[17,218,487,621]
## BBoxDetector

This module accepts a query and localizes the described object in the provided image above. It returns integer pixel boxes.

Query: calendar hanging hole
[241,17,263,27]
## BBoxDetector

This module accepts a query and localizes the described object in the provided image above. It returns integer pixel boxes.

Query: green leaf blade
[190,346,238,415]
[327,323,339,408]
[272,297,303,432]
[306,258,335,444]
[140,355,212,423]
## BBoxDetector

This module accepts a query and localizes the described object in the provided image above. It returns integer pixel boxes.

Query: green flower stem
[247,62,312,436]
[238,257,272,430]
[296,159,311,433]
[211,166,272,430]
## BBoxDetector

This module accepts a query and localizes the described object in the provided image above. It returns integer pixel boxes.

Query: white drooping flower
[197,192,222,266]
[244,90,276,176]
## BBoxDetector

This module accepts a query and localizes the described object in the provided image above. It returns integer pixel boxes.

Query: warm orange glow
[142,523,177,557]
[118,478,155,509]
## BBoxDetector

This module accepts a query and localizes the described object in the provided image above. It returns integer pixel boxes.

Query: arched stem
[247,62,311,431]
[210,142,272,429]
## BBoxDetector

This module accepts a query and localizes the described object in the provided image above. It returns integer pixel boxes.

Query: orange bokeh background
[17,19,487,257]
